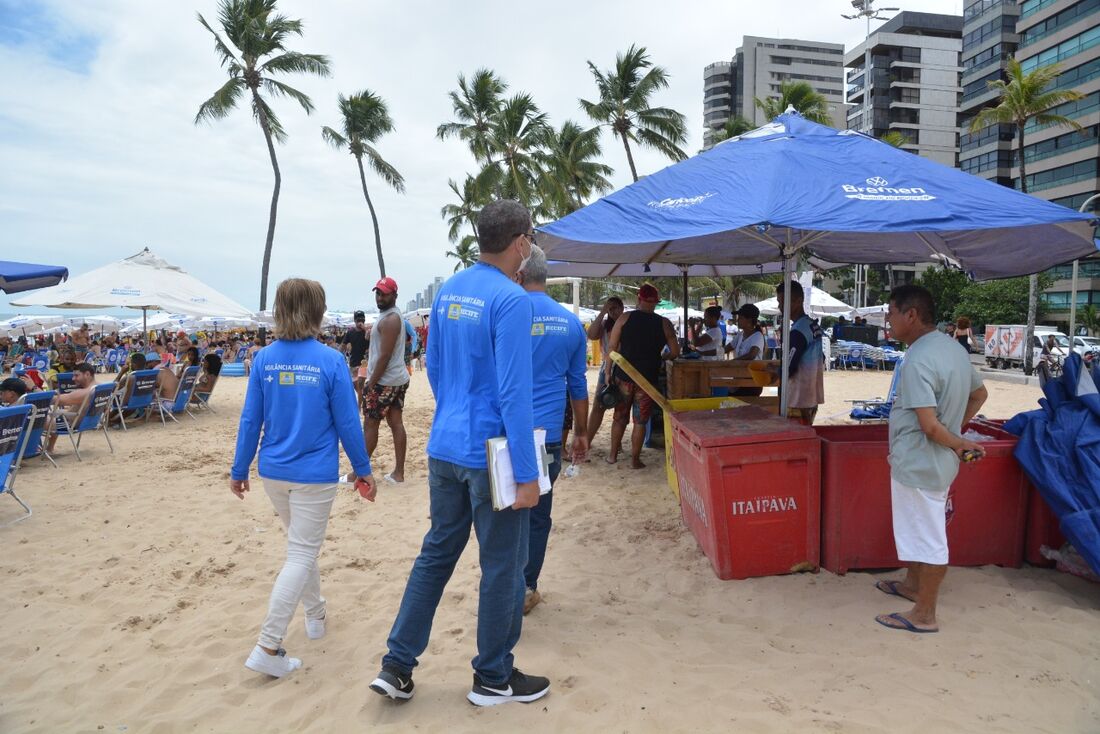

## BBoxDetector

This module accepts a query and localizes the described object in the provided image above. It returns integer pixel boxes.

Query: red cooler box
[816,423,1028,575]
[671,406,820,580]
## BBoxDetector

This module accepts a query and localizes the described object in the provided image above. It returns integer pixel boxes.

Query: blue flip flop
[875,580,909,599]
[875,612,938,634]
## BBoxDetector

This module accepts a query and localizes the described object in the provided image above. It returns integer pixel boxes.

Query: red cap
[373,277,398,295]
[638,284,660,303]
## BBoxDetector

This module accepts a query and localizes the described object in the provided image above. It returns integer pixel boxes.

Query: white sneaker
[305,614,326,640]
[244,645,302,678]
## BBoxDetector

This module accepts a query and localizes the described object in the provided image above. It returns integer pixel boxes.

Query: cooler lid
[671,406,818,448]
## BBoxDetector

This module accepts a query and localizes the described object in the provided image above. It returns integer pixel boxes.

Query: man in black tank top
[604,283,680,468]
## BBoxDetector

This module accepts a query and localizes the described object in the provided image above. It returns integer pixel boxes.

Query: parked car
[1072,335,1100,357]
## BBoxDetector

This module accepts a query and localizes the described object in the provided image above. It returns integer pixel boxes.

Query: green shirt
[888,330,984,491]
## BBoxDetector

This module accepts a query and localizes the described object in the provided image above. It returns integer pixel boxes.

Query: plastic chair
[19,391,57,467]
[53,383,116,460]
[155,365,200,424]
[0,403,34,525]
[111,368,161,430]
[31,354,49,371]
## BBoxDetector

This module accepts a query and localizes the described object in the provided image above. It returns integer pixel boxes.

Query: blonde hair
[273,278,326,341]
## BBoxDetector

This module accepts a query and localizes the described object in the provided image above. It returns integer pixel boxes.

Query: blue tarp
[1005,354,1100,574]
[0,260,69,294]
[539,112,1098,281]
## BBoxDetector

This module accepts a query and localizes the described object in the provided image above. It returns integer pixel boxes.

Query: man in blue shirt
[517,245,589,615]
[371,200,550,707]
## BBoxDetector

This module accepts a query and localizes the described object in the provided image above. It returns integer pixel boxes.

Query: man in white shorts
[875,285,988,634]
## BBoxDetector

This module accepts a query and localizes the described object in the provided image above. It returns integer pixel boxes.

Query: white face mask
[516,235,533,276]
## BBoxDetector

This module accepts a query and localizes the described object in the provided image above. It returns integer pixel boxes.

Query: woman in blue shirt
[231,278,376,678]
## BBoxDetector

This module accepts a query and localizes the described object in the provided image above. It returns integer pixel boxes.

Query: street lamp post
[1069,193,1100,340]
[843,0,897,308]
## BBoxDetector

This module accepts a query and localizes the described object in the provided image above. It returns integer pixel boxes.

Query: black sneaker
[467,668,550,706]
[369,665,414,701]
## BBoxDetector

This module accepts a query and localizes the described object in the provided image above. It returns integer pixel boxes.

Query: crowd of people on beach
[224,197,991,710]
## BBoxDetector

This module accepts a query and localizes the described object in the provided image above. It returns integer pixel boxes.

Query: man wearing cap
[605,283,680,468]
[342,310,371,394]
[363,276,410,484]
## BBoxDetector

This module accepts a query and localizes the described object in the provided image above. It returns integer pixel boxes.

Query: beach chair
[155,365,200,424]
[18,391,58,468]
[111,368,160,430]
[31,353,49,371]
[55,372,76,394]
[52,383,115,460]
[848,356,905,423]
[0,403,34,525]
[191,372,220,414]
[103,350,120,372]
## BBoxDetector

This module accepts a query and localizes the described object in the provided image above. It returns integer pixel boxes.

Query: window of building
[1020,0,1100,47]
[960,122,1015,152]
[1046,261,1100,279]
[1020,0,1057,20]
[1024,125,1099,164]
[1025,91,1100,132]
[962,69,1003,101]
[1051,192,1100,212]
[1017,159,1100,193]
[893,87,921,104]
[899,47,921,63]
[1040,290,1100,308]
[890,108,920,125]
[962,14,1017,47]
[1020,26,1100,71]
[961,149,1015,174]
[1049,57,1100,93]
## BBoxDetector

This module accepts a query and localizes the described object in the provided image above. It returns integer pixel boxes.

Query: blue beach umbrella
[539,111,1099,413]
[0,260,68,294]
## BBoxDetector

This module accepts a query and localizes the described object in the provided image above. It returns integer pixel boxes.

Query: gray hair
[477,199,531,254]
[520,244,548,284]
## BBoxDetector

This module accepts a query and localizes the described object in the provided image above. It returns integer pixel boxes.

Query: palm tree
[969,58,1085,374]
[693,275,778,313]
[321,90,405,278]
[445,235,480,272]
[475,93,552,208]
[879,130,909,148]
[581,44,688,182]
[440,175,485,243]
[195,0,331,310]
[1079,304,1099,337]
[709,115,755,146]
[755,81,832,125]
[437,69,507,164]
[541,121,614,217]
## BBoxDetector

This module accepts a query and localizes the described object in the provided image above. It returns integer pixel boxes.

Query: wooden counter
[666,359,781,413]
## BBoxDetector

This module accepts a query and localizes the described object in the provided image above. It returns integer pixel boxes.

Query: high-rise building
[703,36,847,147]
[1014,0,1100,327]
[958,0,1022,186]
[844,11,964,167]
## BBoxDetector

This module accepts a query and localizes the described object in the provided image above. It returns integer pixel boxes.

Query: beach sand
[2,368,1099,733]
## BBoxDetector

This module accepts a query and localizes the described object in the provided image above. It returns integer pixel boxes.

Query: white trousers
[258,479,339,649]
[890,477,949,566]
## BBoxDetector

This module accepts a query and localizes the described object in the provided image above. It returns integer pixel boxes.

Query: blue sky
[1,0,962,316]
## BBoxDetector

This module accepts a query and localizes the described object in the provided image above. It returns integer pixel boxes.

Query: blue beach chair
[0,403,34,525]
[55,372,76,394]
[19,391,58,468]
[111,368,161,430]
[155,365,200,424]
[53,383,116,460]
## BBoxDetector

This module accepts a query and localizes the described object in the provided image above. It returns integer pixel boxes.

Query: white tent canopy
[0,314,66,337]
[11,248,253,318]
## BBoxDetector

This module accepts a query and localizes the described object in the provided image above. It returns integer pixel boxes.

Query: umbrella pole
[779,255,793,418]
[682,269,689,344]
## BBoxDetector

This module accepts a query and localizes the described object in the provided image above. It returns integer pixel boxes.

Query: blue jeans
[525,443,562,591]
[382,457,529,686]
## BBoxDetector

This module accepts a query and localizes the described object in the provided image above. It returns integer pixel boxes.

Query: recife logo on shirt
[532,314,569,337]
[532,322,545,336]
[440,295,484,324]
[265,362,321,387]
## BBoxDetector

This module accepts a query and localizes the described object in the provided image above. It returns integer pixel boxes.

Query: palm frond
[321,125,348,150]
[363,144,406,194]
[260,51,331,77]
[197,12,240,68]
[263,78,314,114]
[195,77,246,123]
[251,93,287,143]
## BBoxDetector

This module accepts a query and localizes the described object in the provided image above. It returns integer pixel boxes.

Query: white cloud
[1,0,962,313]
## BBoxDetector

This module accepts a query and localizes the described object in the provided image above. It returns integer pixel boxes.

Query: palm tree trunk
[356,156,386,278]
[620,131,639,182]
[1017,121,1038,375]
[252,91,281,312]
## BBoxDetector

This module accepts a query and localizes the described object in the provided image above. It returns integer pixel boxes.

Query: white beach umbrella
[10,248,253,333]
[754,286,853,318]
[0,314,66,336]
